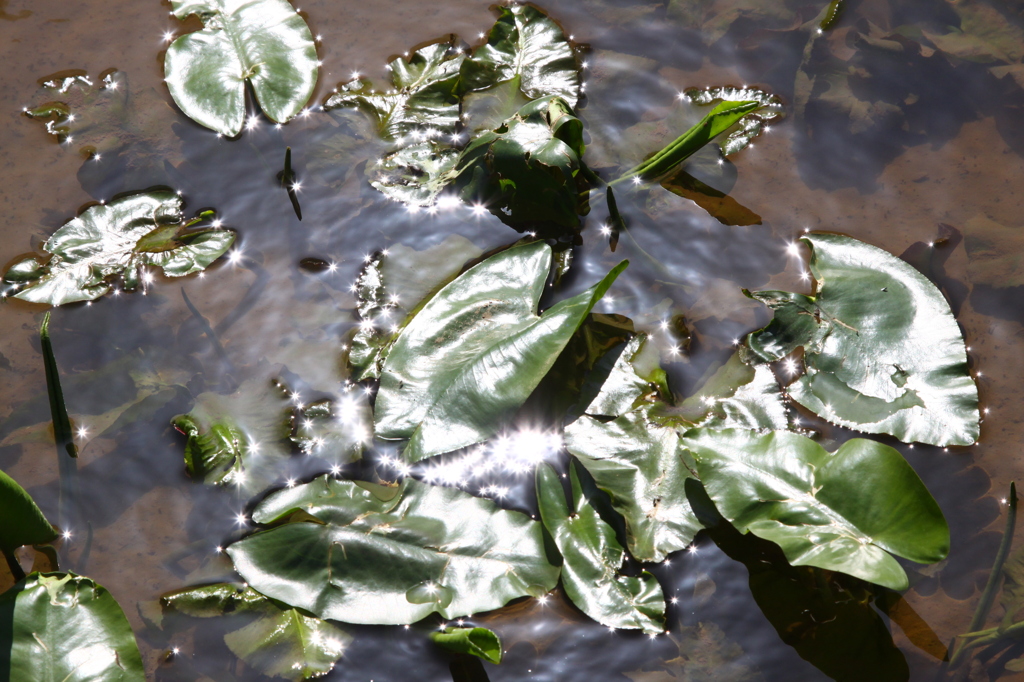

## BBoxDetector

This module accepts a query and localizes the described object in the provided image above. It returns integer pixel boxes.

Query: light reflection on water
[1,0,1022,679]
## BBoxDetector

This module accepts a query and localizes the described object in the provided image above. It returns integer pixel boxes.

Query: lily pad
[374,240,626,461]
[460,4,581,107]
[226,476,560,624]
[164,0,319,136]
[745,232,979,446]
[536,462,666,634]
[0,572,144,681]
[2,190,235,306]
[162,582,350,681]
[682,428,950,590]
[431,626,503,664]
[0,469,58,555]
[454,96,587,231]
[171,375,293,491]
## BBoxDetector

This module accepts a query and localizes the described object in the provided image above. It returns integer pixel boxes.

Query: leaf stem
[40,312,78,534]
[2,547,26,583]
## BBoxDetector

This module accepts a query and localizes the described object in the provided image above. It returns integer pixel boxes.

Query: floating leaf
[744,232,979,446]
[171,375,292,491]
[682,428,949,590]
[374,240,626,461]
[323,37,464,206]
[454,96,587,231]
[673,351,790,432]
[226,476,560,624]
[431,627,503,664]
[0,572,144,681]
[2,190,235,306]
[0,469,57,555]
[460,4,581,107]
[290,397,370,464]
[164,0,318,136]
[682,86,784,156]
[162,582,350,682]
[536,462,666,634]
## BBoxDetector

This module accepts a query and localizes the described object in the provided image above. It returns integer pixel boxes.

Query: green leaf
[3,190,235,306]
[162,582,350,682]
[453,96,587,231]
[375,240,626,462]
[673,351,790,431]
[682,428,950,590]
[431,627,503,664]
[0,572,144,681]
[171,375,293,492]
[164,0,319,136]
[460,4,580,107]
[323,37,464,206]
[536,463,666,634]
[226,476,560,624]
[745,232,979,446]
[681,86,783,156]
[0,469,57,554]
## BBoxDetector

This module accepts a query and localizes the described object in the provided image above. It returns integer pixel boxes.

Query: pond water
[2,0,1024,680]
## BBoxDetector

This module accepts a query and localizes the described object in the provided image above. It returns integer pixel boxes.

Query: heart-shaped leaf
[0,469,57,555]
[744,232,979,446]
[431,626,503,664]
[374,240,626,462]
[682,428,950,590]
[164,0,319,136]
[0,572,144,681]
[226,476,560,624]
[3,190,234,306]
[536,462,666,634]
[162,582,350,681]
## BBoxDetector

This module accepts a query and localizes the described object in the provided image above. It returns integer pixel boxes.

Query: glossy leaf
[745,232,979,446]
[673,351,790,432]
[0,469,57,554]
[375,240,626,461]
[227,476,560,624]
[682,428,950,590]
[431,627,503,664]
[460,4,580,107]
[171,376,292,492]
[536,463,666,634]
[162,582,350,681]
[0,572,144,681]
[323,37,464,206]
[454,96,587,231]
[164,0,319,136]
[3,190,234,306]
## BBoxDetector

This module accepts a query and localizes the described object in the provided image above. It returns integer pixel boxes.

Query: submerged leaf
[0,469,57,554]
[683,428,950,590]
[290,397,370,464]
[0,572,144,681]
[3,190,234,306]
[745,232,979,446]
[171,375,292,492]
[227,476,560,624]
[460,4,581,107]
[431,627,503,664]
[162,582,350,681]
[164,0,319,136]
[536,463,666,633]
[374,240,626,461]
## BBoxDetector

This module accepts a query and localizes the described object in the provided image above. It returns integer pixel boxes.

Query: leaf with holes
[226,476,560,624]
[164,0,319,136]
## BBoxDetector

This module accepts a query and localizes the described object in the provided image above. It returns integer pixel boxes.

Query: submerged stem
[1,548,25,583]
[40,312,78,533]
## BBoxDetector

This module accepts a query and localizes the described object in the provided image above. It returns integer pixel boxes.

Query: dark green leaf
[431,627,503,664]
[0,572,144,681]
[745,232,979,446]
[375,241,626,461]
[162,582,350,681]
[226,476,560,624]
[460,4,580,107]
[536,463,666,633]
[164,0,319,136]
[3,190,235,306]
[0,469,57,554]
[171,375,293,492]
[683,428,950,590]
